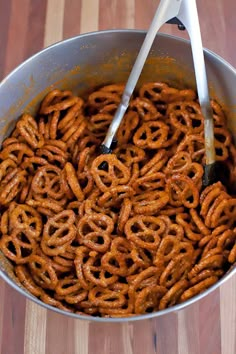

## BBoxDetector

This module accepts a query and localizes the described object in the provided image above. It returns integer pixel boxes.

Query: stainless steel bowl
[0,30,235,322]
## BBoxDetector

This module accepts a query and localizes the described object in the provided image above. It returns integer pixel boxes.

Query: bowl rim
[0,29,235,323]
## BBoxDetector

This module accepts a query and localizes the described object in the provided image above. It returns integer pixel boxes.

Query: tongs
[100,0,216,187]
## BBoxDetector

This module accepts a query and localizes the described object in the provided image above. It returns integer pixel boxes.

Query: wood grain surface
[0,1,235,353]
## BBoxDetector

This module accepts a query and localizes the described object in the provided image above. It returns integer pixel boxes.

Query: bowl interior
[0,30,235,322]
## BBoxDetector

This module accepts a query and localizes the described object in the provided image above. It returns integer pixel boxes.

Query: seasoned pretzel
[133,121,169,149]
[91,154,130,192]
[125,216,166,250]
[0,83,235,318]
[159,254,192,288]
[15,265,44,297]
[64,162,84,201]
[98,185,134,208]
[166,174,199,208]
[132,190,169,215]
[130,97,162,121]
[0,168,27,205]
[9,203,42,240]
[75,246,118,288]
[117,198,132,234]
[140,149,167,176]
[77,213,113,253]
[0,142,34,165]
[28,255,58,290]
[132,172,165,193]
[117,111,139,144]
[168,101,204,134]
[180,276,218,302]
[55,276,88,304]
[41,210,76,256]
[114,144,145,167]
[159,279,189,309]
[36,140,68,167]
[0,229,36,264]
[17,113,44,149]
[87,90,121,111]
[40,90,79,115]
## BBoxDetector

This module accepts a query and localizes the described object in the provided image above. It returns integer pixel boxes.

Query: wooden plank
[0,1,235,354]
[44,0,65,47]
[24,300,47,354]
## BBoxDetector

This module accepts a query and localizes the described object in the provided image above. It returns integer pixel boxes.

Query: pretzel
[88,285,127,309]
[101,244,132,277]
[91,154,130,192]
[55,276,88,304]
[130,97,162,121]
[168,101,204,134]
[139,82,169,102]
[154,236,193,267]
[56,99,84,131]
[75,246,118,288]
[165,151,192,175]
[125,216,166,250]
[180,276,219,302]
[36,140,68,167]
[31,164,65,201]
[0,168,27,205]
[140,149,167,176]
[159,279,189,309]
[133,121,169,149]
[189,269,224,286]
[114,144,145,167]
[162,88,196,103]
[28,255,58,290]
[88,113,112,137]
[26,198,63,214]
[176,212,210,242]
[132,190,169,215]
[117,111,139,144]
[64,162,84,201]
[228,243,236,263]
[77,213,113,253]
[40,292,73,312]
[177,134,205,162]
[9,203,42,240]
[40,90,79,115]
[83,190,118,222]
[98,185,134,208]
[0,142,34,164]
[87,90,121,111]
[16,113,44,149]
[77,146,96,174]
[166,174,199,208]
[159,254,192,288]
[61,116,86,147]
[41,210,76,256]
[21,156,48,174]
[0,229,36,264]
[188,254,225,279]
[117,198,132,234]
[15,265,44,297]
[132,172,165,193]
[130,245,154,269]
[0,84,235,317]
[100,84,125,96]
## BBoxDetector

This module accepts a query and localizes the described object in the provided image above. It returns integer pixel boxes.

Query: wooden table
[0,1,235,353]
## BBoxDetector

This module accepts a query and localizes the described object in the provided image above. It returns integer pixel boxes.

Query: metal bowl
[0,30,235,322]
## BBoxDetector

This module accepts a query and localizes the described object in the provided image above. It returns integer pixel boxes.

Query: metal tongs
[100,0,216,187]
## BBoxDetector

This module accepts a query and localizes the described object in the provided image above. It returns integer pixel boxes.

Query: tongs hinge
[166,17,185,30]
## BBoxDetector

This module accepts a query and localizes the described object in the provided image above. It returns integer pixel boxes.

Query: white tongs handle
[178,0,215,165]
[101,0,183,150]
